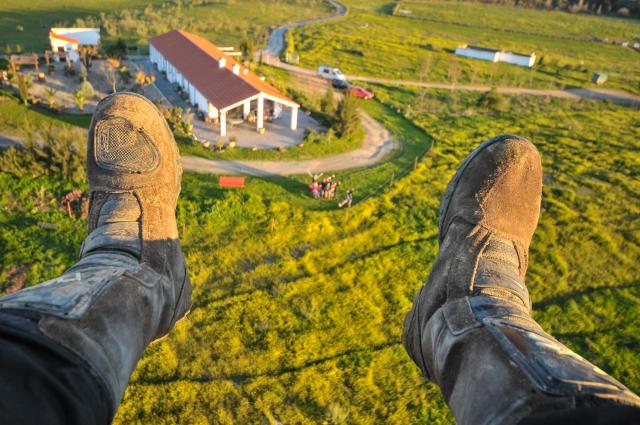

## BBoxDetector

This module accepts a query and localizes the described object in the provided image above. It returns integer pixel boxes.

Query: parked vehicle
[349,86,374,100]
[331,78,350,90]
[317,66,346,81]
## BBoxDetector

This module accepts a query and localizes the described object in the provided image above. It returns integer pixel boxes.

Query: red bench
[219,176,245,188]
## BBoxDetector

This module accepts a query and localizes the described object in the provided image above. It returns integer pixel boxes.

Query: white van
[317,66,346,81]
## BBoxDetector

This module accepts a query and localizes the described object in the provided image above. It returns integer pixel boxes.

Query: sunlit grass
[2,85,638,423]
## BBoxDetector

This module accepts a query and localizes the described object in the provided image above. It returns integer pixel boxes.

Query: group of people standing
[307,172,354,208]
[308,173,338,199]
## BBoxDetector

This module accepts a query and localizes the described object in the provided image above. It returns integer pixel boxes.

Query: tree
[13,73,33,105]
[101,59,119,93]
[74,90,86,112]
[80,80,95,99]
[135,69,155,93]
[334,93,361,138]
[44,87,57,110]
[321,86,337,116]
[105,39,128,60]
[0,124,86,184]
[240,35,256,62]
[287,28,295,54]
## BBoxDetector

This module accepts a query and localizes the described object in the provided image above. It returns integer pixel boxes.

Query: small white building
[50,28,100,54]
[149,30,299,136]
[455,45,536,67]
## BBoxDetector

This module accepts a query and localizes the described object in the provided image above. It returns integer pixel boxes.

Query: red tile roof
[149,30,297,110]
[50,32,79,44]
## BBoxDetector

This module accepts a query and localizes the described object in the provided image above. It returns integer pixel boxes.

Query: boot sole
[438,134,532,242]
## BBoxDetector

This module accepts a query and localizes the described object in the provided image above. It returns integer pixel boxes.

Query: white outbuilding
[455,45,536,67]
[50,28,101,54]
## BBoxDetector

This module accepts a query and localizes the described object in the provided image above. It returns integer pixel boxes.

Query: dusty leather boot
[0,93,191,417]
[403,135,640,425]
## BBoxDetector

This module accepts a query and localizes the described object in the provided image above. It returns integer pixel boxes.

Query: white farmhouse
[455,45,536,67]
[50,28,100,55]
[149,30,299,136]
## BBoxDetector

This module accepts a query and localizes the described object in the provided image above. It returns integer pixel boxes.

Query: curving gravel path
[181,112,397,176]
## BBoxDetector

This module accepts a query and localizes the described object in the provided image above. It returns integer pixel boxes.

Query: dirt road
[274,64,640,107]
[261,0,346,58]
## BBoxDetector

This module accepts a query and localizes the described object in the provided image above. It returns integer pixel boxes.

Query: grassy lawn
[0,87,431,210]
[178,130,365,161]
[1,0,333,52]
[176,98,433,211]
[0,90,91,137]
[1,83,638,423]
[2,1,638,422]
[295,2,640,93]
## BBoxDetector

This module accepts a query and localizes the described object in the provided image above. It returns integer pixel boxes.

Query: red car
[349,86,374,100]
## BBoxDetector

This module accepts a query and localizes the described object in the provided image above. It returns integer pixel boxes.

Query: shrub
[0,124,87,184]
[334,93,362,137]
[477,88,509,113]
[135,70,155,88]
[163,107,193,137]
[44,87,56,110]
[105,39,128,60]
[12,73,33,105]
[119,66,131,84]
[240,36,256,62]
[80,80,95,99]
[321,86,337,116]
[304,127,336,145]
[74,90,86,112]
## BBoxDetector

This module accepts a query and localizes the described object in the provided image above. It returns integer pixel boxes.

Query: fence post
[413,156,418,171]
[389,172,395,188]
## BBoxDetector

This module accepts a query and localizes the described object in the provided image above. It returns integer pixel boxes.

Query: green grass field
[0,90,91,136]
[0,0,163,52]
[295,1,640,93]
[178,131,364,161]
[1,1,639,422]
[1,84,639,423]
[398,0,640,40]
[1,0,332,52]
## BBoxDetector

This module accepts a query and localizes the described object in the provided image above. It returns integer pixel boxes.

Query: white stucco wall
[455,47,499,62]
[50,38,77,52]
[150,45,160,66]
[455,46,535,68]
[194,89,207,115]
[208,104,218,119]
[498,52,536,67]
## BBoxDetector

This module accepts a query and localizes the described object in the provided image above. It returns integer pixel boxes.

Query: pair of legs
[0,93,638,424]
